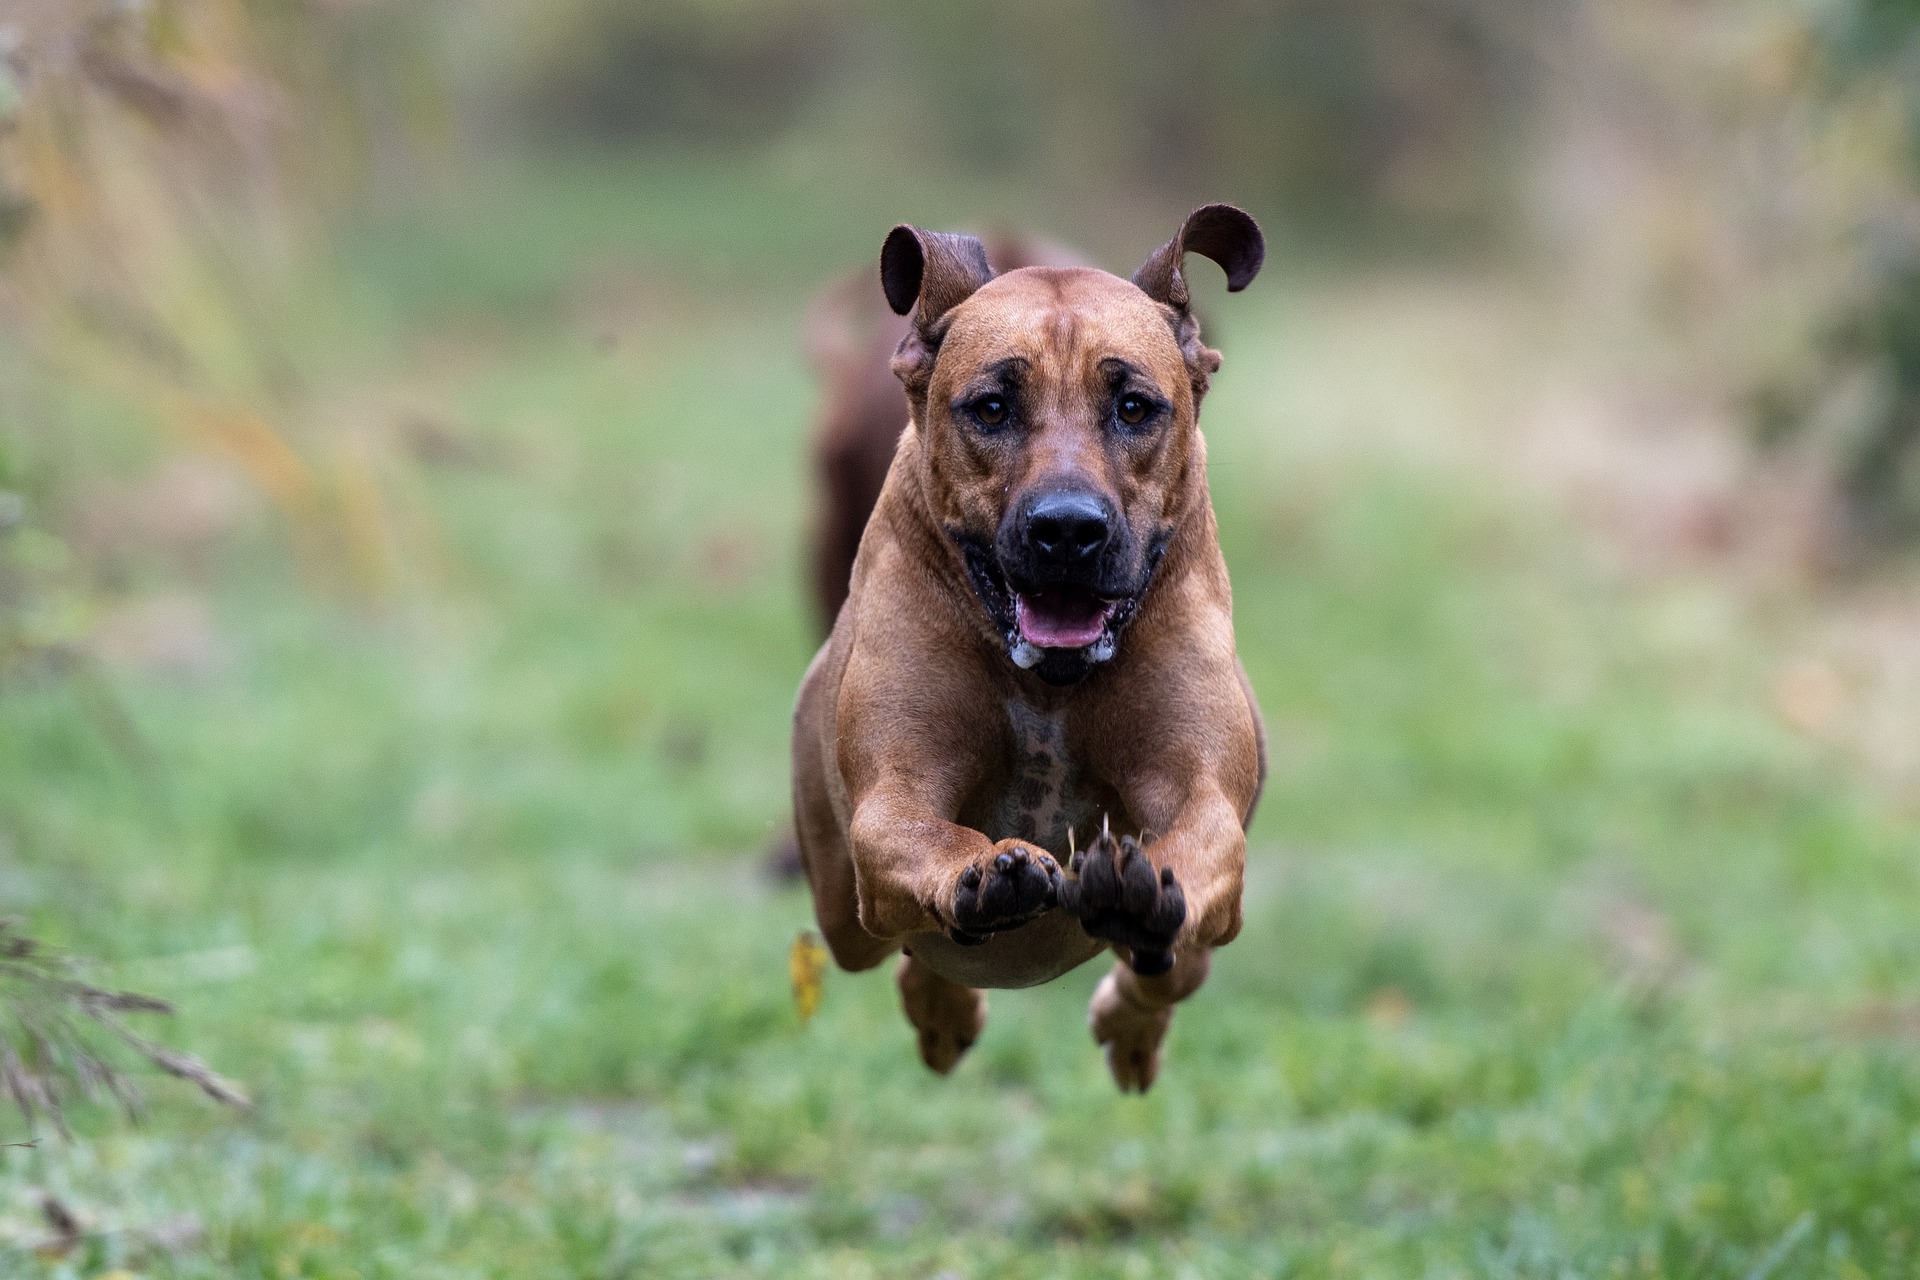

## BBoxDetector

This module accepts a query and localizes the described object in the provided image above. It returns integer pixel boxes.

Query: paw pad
[950,845,1060,944]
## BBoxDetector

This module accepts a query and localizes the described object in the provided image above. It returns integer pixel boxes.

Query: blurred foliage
[0,0,452,632]
[8,0,1920,571]
[1798,0,1920,545]
[516,0,838,147]
[1510,0,1920,555]
[493,0,1920,550]
[501,0,1536,233]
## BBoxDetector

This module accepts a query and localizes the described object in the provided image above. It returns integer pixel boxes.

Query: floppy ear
[1133,203,1264,311]
[881,224,995,408]
[882,225,993,322]
[1132,204,1264,401]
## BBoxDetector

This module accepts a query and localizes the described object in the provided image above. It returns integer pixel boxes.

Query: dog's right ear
[882,225,994,323]
[882,225,994,408]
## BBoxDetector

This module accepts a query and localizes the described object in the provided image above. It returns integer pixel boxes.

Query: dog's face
[924,269,1194,681]
[882,207,1263,684]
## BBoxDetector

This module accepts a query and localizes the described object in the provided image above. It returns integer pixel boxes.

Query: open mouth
[1014,587,1117,651]
[952,528,1165,682]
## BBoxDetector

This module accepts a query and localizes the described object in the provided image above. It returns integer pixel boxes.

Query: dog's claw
[953,842,1059,938]
[1058,825,1186,973]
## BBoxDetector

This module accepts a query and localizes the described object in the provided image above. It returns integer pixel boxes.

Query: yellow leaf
[789,930,828,1024]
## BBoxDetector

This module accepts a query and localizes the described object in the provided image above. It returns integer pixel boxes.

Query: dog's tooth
[1010,639,1043,669]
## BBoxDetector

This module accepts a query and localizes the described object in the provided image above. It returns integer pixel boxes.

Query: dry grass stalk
[0,0,451,601]
[0,917,248,1138]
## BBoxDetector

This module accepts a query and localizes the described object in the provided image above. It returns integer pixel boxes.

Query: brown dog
[791,206,1267,1092]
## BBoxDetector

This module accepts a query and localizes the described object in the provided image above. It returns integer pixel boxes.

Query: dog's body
[791,207,1267,1091]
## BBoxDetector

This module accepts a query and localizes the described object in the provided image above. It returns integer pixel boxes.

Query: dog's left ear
[1133,204,1264,310]
[1133,204,1264,400]
[881,224,996,411]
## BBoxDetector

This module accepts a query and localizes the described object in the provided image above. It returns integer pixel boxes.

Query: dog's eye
[1116,393,1154,427]
[971,396,1009,428]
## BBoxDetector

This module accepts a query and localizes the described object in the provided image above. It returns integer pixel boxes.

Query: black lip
[956,533,1018,636]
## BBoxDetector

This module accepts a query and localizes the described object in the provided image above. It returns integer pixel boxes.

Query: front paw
[949,843,1061,945]
[1058,824,1186,975]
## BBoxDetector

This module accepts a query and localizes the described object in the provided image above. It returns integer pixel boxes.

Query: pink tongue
[1015,590,1112,649]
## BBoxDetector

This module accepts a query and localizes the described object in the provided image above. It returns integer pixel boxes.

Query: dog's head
[882,205,1263,685]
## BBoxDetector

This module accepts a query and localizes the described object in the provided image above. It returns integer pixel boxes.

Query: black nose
[1024,491,1112,565]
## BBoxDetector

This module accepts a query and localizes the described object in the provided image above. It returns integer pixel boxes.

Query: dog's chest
[983,700,1099,855]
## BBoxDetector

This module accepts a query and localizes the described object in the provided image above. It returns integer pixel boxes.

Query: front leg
[847,787,1061,945]
[1116,779,1250,951]
[1059,779,1247,969]
[1063,783,1249,1092]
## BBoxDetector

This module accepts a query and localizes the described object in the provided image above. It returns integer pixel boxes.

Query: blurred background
[4,0,1920,1275]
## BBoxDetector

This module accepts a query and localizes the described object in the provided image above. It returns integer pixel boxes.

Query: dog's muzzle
[1006,491,1119,664]
[952,493,1170,686]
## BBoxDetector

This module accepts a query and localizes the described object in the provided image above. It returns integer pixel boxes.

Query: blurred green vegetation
[499,0,1529,234]
[3,0,1920,1276]
[1794,0,1920,543]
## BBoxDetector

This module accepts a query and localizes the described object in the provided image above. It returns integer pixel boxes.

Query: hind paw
[1089,971,1173,1093]
[898,954,986,1075]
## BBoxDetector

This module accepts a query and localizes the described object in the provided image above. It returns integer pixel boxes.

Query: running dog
[791,206,1267,1091]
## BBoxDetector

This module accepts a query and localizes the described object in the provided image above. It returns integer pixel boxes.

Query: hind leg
[1088,949,1211,1093]
[793,646,894,972]
[896,952,986,1074]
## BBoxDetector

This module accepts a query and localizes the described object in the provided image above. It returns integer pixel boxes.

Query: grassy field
[5,158,1920,1278]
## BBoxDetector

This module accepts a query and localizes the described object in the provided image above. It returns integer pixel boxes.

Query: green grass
[4,160,1920,1277]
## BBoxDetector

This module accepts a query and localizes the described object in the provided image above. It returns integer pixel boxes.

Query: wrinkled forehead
[934,267,1187,391]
